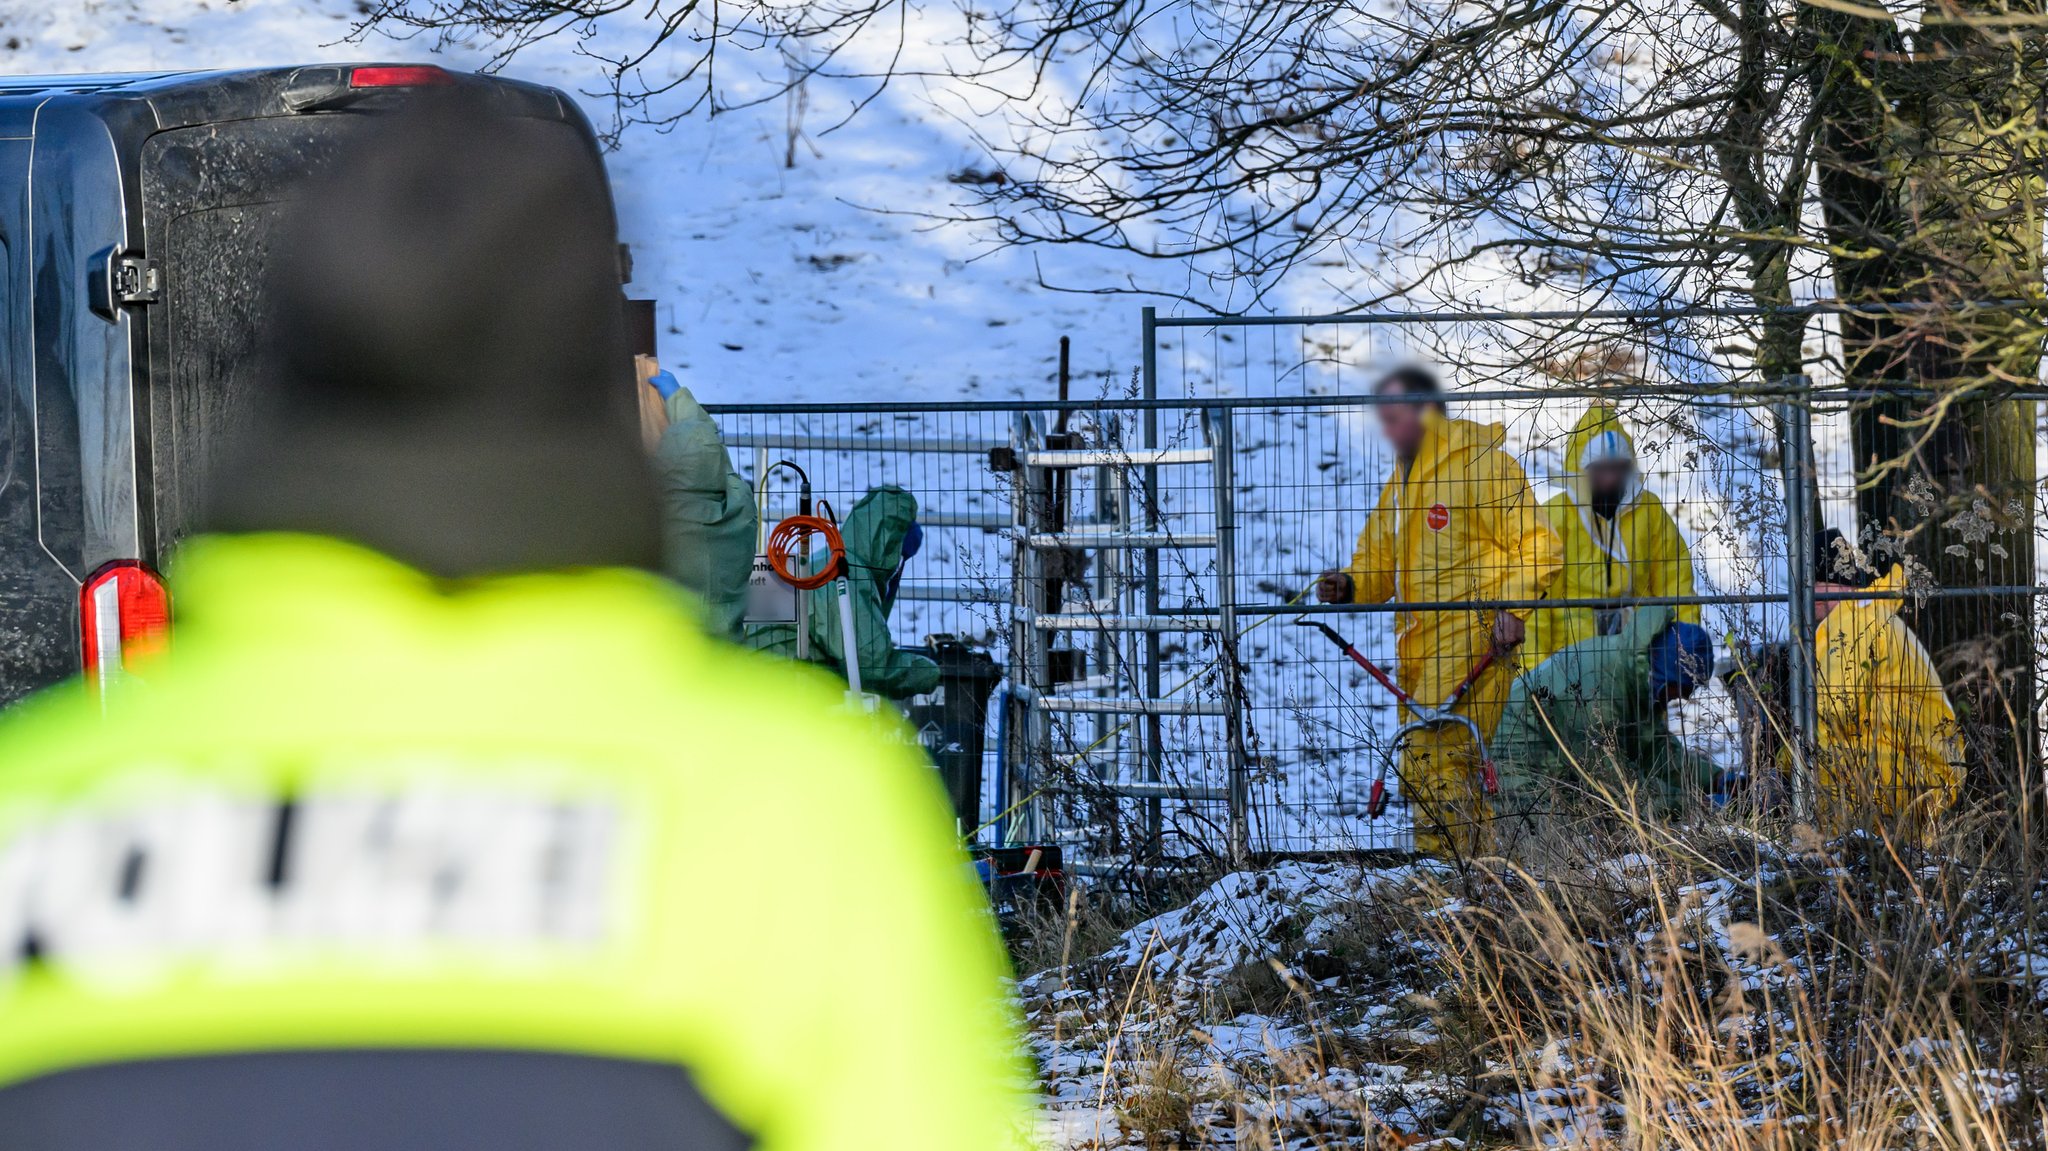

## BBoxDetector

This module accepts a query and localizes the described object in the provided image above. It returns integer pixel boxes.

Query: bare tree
[352,0,914,141]
[1807,0,2046,793]
[955,0,2048,798]
[359,0,2048,794]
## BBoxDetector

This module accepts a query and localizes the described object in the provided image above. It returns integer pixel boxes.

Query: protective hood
[841,485,920,591]
[205,91,660,579]
[1560,404,1644,511]
[1411,410,1509,482]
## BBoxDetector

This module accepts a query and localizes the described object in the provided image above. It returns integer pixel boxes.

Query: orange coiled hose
[766,514,845,591]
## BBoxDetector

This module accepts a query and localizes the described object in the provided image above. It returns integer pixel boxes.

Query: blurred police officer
[0,92,1030,1151]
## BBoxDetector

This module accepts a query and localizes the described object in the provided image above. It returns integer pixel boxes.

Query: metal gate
[708,303,2048,866]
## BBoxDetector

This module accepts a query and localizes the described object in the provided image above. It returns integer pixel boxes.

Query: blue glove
[1711,770,1749,807]
[647,369,682,400]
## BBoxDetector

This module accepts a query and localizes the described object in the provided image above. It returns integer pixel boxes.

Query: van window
[140,118,358,553]
[156,201,285,543]
[141,113,597,555]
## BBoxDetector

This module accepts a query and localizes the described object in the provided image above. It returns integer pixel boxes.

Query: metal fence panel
[704,305,2048,865]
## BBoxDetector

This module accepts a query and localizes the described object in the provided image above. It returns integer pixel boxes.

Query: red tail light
[282,65,462,113]
[81,561,170,691]
[349,65,456,89]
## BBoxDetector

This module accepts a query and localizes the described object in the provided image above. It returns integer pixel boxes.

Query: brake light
[349,65,456,89]
[282,65,462,113]
[81,561,170,692]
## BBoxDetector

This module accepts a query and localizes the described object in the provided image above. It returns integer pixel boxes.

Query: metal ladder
[1001,407,1251,864]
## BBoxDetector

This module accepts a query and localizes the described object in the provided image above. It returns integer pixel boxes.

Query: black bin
[905,636,1004,832]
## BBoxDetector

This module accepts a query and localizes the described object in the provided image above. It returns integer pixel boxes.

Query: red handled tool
[1295,619,1500,818]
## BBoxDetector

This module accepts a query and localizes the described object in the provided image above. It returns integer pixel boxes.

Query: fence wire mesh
[708,305,2048,865]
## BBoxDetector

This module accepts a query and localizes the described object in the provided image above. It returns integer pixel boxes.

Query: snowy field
[0,0,1679,398]
[5,0,2034,855]
[0,0,1190,401]
[0,0,1808,855]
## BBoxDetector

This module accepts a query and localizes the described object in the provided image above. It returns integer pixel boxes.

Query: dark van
[0,66,616,704]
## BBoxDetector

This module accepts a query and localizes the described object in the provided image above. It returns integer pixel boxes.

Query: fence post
[1207,406,1251,864]
[1008,409,1045,845]
[1776,378,1819,824]
[1140,306,1164,856]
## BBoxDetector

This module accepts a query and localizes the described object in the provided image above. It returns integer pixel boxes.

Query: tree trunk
[1720,0,1808,383]
[1816,6,2044,803]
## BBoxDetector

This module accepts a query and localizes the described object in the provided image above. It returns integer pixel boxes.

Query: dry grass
[1417,809,2048,1150]
[1024,805,2048,1149]
[1009,876,1182,985]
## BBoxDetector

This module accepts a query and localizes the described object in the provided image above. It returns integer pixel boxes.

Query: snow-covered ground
[0,0,1191,400]
[1026,837,2047,1148]
[7,0,2025,856]
[0,0,1762,395]
[0,0,1798,855]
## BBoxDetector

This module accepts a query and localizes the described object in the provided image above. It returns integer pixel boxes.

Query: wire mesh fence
[707,305,2048,865]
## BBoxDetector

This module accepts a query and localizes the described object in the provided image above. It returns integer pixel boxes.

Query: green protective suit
[0,534,1034,1151]
[747,485,940,699]
[653,386,758,638]
[1493,604,1718,816]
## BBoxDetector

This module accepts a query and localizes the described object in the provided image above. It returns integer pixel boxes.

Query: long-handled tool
[1295,619,1500,818]
[759,461,815,660]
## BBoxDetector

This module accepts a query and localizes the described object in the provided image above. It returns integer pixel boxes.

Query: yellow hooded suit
[1342,411,1561,857]
[1813,564,1963,838]
[1526,404,1698,668]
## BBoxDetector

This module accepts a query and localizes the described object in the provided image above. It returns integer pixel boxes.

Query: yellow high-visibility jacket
[1526,403,1697,668]
[0,534,1034,1151]
[1814,564,1963,827]
[1343,412,1562,708]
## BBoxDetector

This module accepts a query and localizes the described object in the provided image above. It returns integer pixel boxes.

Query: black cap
[1813,527,1876,588]
[205,90,660,579]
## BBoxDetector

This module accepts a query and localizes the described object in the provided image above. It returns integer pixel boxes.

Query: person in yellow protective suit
[1810,528,1963,842]
[0,95,1033,1151]
[1317,367,1562,859]
[1525,403,1698,668]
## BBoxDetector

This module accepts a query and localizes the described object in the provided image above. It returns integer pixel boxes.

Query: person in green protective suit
[0,94,1033,1151]
[1493,605,1719,825]
[748,484,940,699]
[647,369,758,638]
